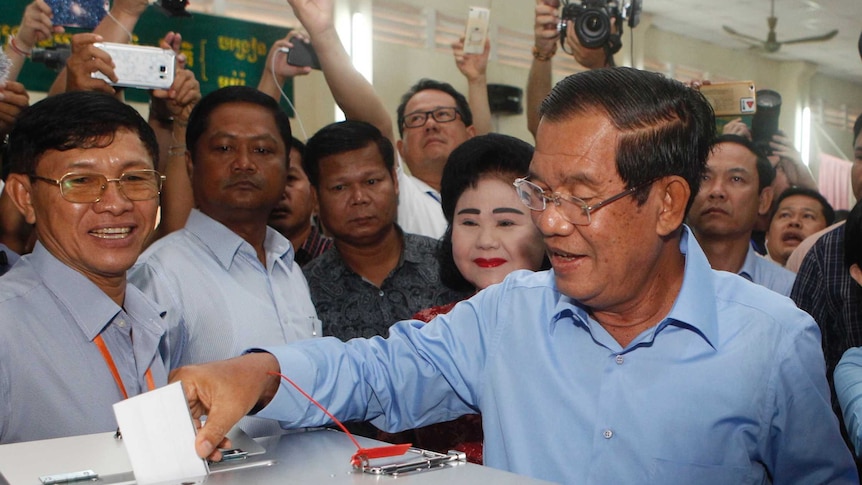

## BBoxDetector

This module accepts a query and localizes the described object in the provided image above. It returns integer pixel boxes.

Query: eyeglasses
[31,170,166,203]
[512,177,656,226]
[402,107,461,129]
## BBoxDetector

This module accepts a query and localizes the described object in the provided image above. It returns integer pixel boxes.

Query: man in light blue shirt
[0,92,183,443]
[171,68,855,483]
[688,135,796,296]
[130,87,319,437]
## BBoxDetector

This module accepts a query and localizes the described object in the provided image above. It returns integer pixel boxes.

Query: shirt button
[603,429,613,439]
[615,355,624,365]
[116,319,126,328]
[378,290,385,297]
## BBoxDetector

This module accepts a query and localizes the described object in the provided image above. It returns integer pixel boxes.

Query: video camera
[558,0,642,54]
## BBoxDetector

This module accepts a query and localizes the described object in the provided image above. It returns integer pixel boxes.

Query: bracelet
[532,45,555,62]
[168,145,187,156]
[8,35,32,57]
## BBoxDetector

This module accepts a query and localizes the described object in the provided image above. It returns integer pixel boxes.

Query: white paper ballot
[113,381,208,484]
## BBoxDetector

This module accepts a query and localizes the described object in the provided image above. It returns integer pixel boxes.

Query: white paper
[112,381,208,485]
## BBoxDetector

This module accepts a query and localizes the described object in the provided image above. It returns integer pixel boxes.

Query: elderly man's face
[16,129,158,285]
[529,113,662,309]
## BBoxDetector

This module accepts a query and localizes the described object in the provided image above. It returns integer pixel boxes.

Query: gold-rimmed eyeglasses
[30,170,166,203]
[513,177,656,226]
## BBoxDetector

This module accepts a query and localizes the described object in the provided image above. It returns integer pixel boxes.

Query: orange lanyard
[94,334,155,399]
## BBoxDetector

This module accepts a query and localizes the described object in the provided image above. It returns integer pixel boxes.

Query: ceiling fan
[722,0,838,53]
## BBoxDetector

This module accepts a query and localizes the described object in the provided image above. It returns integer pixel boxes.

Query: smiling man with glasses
[170,68,854,484]
[0,92,184,444]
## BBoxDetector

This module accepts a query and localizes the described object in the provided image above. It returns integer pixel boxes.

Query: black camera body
[559,0,641,54]
[31,44,72,72]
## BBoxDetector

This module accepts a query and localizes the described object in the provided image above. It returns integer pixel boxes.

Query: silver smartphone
[92,42,176,90]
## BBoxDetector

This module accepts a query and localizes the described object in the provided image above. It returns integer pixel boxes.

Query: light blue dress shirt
[130,209,320,437]
[835,346,862,455]
[739,245,796,296]
[254,229,855,484]
[0,243,181,443]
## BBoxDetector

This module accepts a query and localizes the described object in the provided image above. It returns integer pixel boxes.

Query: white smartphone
[463,7,490,55]
[92,42,176,90]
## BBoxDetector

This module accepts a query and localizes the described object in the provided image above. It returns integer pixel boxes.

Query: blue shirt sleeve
[836,346,862,456]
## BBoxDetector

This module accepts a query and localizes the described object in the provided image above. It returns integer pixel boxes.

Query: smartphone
[463,7,490,55]
[46,0,109,28]
[699,80,756,117]
[91,43,176,90]
[286,40,321,70]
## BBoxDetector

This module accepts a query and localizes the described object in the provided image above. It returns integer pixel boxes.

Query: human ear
[758,186,774,217]
[655,176,690,237]
[4,174,37,224]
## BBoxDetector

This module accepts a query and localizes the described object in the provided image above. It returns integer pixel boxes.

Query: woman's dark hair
[438,133,549,292]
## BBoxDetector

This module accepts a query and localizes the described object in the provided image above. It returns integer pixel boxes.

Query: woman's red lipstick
[474,258,506,268]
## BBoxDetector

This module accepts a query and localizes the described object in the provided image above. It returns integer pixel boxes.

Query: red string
[268,371,412,467]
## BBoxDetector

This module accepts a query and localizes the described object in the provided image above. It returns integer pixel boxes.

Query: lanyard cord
[94,334,155,399]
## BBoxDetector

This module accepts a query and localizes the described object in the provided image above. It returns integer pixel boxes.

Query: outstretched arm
[5,0,62,82]
[257,31,313,102]
[452,37,492,135]
[526,0,559,139]
[285,0,395,146]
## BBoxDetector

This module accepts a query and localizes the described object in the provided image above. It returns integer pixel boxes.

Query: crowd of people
[1,0,861,483]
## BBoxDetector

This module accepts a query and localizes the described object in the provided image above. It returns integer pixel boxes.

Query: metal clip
[357,448,466,476]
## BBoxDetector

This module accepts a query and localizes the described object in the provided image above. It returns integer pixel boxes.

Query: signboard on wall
[1,1,294,108]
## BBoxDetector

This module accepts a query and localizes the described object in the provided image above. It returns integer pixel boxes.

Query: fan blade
[781,30,839,45]
[722,25,767,45]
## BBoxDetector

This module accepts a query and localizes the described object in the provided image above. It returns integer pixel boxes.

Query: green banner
[2,2,295,109]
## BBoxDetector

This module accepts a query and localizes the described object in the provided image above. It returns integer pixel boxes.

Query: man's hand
[534,0,560,60]
[721,117,753,140]
[15,0,62,52]
[169,353,282,461]
[0,82,29,138]
[110,0,150,20]
[452,37,489,83]
[270,32,314,82]
[285,0,335,37]
[65,33,117,94]
[150,32,201,123]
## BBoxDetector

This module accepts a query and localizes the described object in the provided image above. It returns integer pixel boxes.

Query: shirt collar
[550,226,719,348]
[186,209,295,271]
[29,242,167,340]
[738,244,760,282]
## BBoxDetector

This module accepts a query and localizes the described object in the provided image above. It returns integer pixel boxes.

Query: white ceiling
[641,0,862,82]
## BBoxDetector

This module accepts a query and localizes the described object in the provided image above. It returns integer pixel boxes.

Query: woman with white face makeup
[380,133,548,463]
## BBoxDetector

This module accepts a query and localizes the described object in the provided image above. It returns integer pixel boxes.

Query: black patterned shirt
[792,224,862,412]
[304,230,468,341]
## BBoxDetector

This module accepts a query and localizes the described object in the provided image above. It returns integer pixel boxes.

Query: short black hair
[539,67,715,214]
[290,136,306,154]
[303,120,394,187]
[438,133,545,292]
[396,79,473,138]
[712,134,775,192]
[845,199,862,269]
[6,92,158,175]
[185,86,292,163]
[771,186,835,226]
